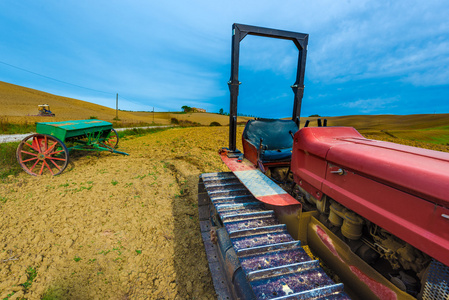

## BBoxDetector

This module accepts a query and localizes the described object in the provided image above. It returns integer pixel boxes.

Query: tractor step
[198,172,351,300]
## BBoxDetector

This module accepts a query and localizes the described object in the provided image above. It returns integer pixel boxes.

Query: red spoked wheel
[16,134,69,176]
[100,128,119,149]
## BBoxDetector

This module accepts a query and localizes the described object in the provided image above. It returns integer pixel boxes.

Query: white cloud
[308,0,449,86]
[0,0,448,116]
[340,97,399,114]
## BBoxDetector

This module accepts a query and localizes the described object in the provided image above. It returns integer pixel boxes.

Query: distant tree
[219,108,224,115]
[181,105,192,112]
[309,114,321,117]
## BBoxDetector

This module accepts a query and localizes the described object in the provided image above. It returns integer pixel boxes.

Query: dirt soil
[0,126,243,300]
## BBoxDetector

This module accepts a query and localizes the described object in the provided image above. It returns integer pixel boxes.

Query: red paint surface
[293,127,449,267]
[350,266,397,300]
[221,153,256,172]
[257,194,299,206]
[292,126,449,206]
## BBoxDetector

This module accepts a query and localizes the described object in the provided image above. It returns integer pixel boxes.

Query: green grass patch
[360,128,449,147]
[4,267,38,299]
[429,135,449,145]
[41,285,65,300]
[0,118,35,134]
[112,121,161,128]
[21,267,38,289]
[0,142,22,179]
[117,127,170,139]
[420,125,449,131]
[389,129,449,145]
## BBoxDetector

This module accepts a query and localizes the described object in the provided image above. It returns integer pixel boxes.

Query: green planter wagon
[16,119,128,176]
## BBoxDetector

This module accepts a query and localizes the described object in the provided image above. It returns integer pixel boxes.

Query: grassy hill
[321,114,448,130]
[320,114,449,146]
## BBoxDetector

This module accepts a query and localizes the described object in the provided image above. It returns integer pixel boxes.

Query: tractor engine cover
[290,126,449,267]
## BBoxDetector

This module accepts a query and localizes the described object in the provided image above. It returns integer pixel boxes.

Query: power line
[0,60,148,107]
[0,60,115,95]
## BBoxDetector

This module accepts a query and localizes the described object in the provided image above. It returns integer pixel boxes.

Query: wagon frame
[16,119,129,176]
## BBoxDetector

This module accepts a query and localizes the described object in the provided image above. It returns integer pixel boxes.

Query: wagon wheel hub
[37,153,46,160]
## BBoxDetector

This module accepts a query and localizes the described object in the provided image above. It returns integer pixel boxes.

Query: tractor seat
[262,148,293,162]
[242,119,298,163]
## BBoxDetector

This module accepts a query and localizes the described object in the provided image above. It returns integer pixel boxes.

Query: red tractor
[198,24,449,300]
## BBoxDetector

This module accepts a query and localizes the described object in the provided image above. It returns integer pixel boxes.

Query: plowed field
[0,126,243,300]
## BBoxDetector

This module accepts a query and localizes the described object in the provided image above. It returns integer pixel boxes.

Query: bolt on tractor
[198,23,449,300]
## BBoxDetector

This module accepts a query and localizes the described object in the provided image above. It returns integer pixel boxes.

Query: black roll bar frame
[227,23,309,152]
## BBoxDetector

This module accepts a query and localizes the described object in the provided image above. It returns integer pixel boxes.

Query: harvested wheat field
[0,81,165,125]
[0,126,243,299]
[0,81,252,126]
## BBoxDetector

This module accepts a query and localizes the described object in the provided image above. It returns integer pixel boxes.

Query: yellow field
[0,81,251,126]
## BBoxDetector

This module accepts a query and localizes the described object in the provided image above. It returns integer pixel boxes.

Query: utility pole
[153,107,154,124]
[116,93,118,120]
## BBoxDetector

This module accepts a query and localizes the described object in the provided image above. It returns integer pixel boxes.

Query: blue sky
[0,0,448,118]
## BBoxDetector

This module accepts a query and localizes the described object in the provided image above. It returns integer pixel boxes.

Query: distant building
[192,107,206,113]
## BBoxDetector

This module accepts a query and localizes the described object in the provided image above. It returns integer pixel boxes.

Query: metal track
[198,172,350,300]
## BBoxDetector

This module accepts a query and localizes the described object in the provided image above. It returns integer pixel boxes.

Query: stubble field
[0,126,243,300]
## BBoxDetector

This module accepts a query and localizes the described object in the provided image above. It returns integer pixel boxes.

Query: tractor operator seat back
[242,119,299,164]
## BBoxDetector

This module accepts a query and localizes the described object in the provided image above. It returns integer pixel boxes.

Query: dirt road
[0,126,242,299]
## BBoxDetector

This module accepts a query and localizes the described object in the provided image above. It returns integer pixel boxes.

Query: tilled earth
[0,126,242,300]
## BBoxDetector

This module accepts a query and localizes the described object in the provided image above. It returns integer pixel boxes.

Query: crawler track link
[198,172,350,300]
